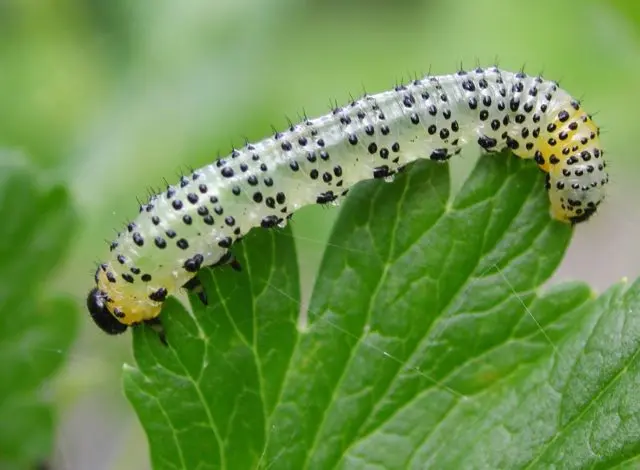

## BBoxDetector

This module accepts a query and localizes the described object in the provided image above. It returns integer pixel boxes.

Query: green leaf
[0,158,79,469]
[124,152,640,469]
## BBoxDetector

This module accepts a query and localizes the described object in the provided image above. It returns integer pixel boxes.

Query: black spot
[379,148,389,159]
[225,216,235,226]
[468,97,478,109]
[176,238,189,250]
[316,191,337,204]
[373,165,391,178]
[298,136,308,146]
[439,129,449,140]
[506,137,519,150]
[289,161,300,172]
[141,274,152,282]
[430,148,449,161]
[197,206,209,216]
[478,136,497,149]
[368,143,378,154]
[204,215,214,225]
[410,113,420,124]
[310,169,319,180]
[214,206,224,215]
[182,215,192,225]
[462,79,475,92]
[232,186,241,196]
[281,141,292,151]
[149,288,168,302]
[117,255,126,264]
[122,273,134,284]
[276,192,286,204]
[334,165,343,177]
[172,200,183,211]
[261,215,280,228]
[428,125,436,135]
[218,237,232,248]
[348,134,358,145]
[184,254,204,273]
[381,125,390,135]
[558,110,570,122]
[491,119,500,131]
[264,177,274,187]
[132,232,144,247]
[320,151,330,161]
[155,236,167,249]
[127,222,136,233]
[479,110,488,121]
[392,142,400,152]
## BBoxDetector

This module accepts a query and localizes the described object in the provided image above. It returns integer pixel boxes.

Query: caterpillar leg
[144,317,168,346]
[182,252,243,307]
[182,275,208,306]
[211,251,242,272]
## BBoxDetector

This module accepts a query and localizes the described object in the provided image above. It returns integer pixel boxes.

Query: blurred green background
[0,0,639,468]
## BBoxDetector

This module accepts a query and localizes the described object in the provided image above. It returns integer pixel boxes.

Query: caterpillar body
[87,66,607,338]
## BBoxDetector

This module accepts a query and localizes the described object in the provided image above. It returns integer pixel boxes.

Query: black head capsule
[86,288,128,335]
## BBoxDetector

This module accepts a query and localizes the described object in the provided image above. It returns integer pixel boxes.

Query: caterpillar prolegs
[87,66,608,338]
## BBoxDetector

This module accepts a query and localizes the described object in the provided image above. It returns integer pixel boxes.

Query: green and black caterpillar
[87,66,608,339]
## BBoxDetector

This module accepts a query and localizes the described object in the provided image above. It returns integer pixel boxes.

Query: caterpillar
[87,66,608,340]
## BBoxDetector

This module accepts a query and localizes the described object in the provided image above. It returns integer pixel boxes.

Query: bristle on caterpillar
[86,66,608,339]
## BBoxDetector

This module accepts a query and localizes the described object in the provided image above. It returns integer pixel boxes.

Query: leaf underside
[124,152,640,470]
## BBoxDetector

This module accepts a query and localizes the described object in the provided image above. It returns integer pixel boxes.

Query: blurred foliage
[0,156,78,469]
[0,0,638,469]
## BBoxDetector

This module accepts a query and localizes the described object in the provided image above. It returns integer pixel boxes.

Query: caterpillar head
[86,287,128,335]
